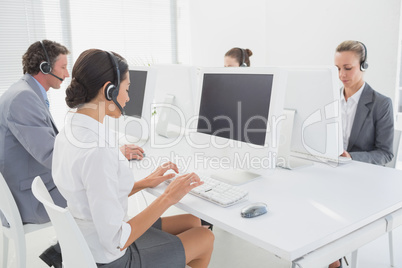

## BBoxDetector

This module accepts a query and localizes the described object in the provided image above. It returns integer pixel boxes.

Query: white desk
[128,136,402,267]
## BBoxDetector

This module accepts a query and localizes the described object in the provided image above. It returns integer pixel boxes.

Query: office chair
[31,177,97,268]
[0,172,52,268]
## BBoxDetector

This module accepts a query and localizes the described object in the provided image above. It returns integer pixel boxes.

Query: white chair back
[0,173,51,268]
[31,176,97,268]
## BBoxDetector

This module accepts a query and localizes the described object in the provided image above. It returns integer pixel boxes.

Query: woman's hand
[340,150,351,158]
[142,161,180,188]
[130,162,179,196]
[163,173,203,205]
[120,144,145,160]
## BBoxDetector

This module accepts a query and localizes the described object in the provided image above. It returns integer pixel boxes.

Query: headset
[104,51,125,115]
[238,48,247,67]
[39,40,63,81]
[358,41,369,71]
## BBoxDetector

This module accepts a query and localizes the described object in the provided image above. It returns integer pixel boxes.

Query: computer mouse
[240,202,268,218]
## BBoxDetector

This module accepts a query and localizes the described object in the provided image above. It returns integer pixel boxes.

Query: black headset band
[358,41,367,62]
[40,40,51,65]
[106,51,120,93]
[238,47,246,66]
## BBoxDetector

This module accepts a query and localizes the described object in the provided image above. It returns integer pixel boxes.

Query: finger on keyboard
[165,173,248,207]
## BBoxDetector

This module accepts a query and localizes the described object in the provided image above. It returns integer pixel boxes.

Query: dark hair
[225,47,253,66]
[65,49,128,108]
[22,40,69,75]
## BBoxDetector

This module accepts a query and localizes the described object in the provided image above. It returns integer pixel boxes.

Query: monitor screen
[191,67,287,185]
[124,70,148,118]
[197,73,273,146]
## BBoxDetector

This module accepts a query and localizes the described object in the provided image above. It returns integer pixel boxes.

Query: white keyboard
[291,151,352,163]
[165,174,249,207]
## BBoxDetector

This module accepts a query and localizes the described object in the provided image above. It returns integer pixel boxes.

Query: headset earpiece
[39,61,51,74]
[360,60,368,72]
[104,82,116,101]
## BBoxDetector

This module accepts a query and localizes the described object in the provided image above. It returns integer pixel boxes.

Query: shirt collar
[341,82,366,103]
[29,74,48,103]
[66,112,117,146]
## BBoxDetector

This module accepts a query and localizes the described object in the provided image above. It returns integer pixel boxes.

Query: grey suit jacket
[347,83,394,165]
[0,74,66,225]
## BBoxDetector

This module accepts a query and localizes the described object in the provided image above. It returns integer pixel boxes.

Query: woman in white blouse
[52,49,214,268]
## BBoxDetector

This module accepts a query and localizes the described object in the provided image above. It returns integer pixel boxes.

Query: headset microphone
[49,72,63,82]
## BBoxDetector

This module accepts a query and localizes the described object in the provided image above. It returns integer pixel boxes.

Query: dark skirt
[97,218,186,268]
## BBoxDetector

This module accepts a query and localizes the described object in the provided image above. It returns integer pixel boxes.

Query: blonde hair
[336,40,366,64]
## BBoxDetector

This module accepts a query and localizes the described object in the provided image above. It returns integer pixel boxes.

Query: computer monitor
[188,67,287,185]
[108,66,157,144]
[278,66,343,168]
[152,64,198,138]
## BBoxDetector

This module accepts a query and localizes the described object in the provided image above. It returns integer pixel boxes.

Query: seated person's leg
[162,214,214,268]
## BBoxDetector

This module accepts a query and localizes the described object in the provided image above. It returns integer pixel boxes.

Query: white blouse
[52,113,133,264]
[340,82,365,151]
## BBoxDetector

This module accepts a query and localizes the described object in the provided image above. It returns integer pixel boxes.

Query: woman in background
[224,47,253,67]
[52,49,214,268]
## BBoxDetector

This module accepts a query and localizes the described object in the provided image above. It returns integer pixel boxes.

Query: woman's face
[110,72,130,118]
[334,51,364,90]
[224,56,240,67]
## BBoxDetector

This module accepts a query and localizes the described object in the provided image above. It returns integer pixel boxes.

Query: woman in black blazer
[335,40,394,165]
[328,41,395,268]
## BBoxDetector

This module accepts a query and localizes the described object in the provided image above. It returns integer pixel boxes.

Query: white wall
[265,0,402,107]
[189,0,267,67]
[189,0,402,108]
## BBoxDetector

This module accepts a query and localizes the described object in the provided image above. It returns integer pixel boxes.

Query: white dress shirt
[340,82,365,151]
[52,113,133,264]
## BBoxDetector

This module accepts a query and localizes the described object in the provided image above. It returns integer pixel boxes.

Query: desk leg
[351,250,358,268]
[389,231,395,267]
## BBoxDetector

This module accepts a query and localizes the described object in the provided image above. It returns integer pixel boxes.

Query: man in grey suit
[0,40,69,268]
